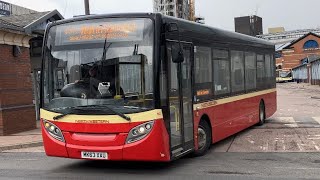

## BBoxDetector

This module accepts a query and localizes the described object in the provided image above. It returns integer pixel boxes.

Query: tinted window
[245,52,256,91]
[195,47,212,83]
[213,49,230,96]
[257,54,265,89]
[194,46,213,101]
[231,51,244,93]
[265,54,272,78]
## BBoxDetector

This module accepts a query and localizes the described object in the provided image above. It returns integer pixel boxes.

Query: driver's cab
[58,54,153,108]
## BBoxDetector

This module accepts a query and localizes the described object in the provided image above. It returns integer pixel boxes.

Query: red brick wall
[281,34,320,70]
[0,44,36,135]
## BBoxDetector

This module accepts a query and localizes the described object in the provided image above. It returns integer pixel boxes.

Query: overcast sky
[4,0,320,33]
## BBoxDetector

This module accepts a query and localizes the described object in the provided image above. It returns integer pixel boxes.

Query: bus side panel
[195,91,276,144]
[264,91,277,119]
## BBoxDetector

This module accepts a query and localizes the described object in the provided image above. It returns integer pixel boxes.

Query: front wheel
[193,120,211,156]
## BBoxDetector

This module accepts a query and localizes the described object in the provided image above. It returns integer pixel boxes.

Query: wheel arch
[198,114,213,142]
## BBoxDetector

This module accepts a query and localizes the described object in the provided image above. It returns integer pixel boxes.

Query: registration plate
[81,151,108,160]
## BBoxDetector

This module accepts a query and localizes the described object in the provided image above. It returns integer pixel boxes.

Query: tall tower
[153,0,190,20]
[234,15,263,36]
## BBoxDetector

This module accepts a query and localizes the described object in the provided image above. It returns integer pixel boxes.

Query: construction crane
[189,0,195,21]
[153,0,197,21]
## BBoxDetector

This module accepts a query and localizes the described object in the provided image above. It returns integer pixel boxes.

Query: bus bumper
[41,120,171,162]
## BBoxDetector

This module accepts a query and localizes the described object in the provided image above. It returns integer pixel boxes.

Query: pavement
[0,122,43,152]
[1,82,320,153]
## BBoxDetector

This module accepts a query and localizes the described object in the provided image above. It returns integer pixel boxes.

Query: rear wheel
[193,120,211,156]
[257,101,265,126]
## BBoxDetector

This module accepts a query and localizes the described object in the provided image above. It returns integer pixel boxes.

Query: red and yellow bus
[40,13,276,161]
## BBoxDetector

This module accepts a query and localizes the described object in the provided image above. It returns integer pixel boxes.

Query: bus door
[167,41,194,158]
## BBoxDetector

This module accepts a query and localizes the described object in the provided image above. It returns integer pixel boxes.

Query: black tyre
[257,101,266,126]
[193,120,212,156]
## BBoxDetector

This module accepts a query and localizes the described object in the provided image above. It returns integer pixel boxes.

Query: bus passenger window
[245,52,257,91]
[257,54,265,89]
[194,46,212,100]
[231,51,245,93]
[213,49,230,96]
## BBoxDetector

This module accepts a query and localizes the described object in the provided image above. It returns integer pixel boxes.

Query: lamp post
[84,0,90,15]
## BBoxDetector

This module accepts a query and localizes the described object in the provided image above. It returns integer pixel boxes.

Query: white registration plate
[81,151,108,160]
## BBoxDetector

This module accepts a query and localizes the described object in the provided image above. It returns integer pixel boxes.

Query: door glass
[181,47,193,142]
[167,42,194,150]
[167,45,182,148]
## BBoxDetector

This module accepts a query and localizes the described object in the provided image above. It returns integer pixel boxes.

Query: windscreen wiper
[52,106,83,120]
[101,36,112,61]
[53,105,131,121]
[88,104,131,121]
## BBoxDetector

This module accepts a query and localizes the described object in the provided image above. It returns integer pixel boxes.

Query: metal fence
[311,59,320,85]
[292,64,308,83]
[292,59,320,85]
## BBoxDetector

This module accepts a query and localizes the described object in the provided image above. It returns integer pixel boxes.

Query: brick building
[276,32,320,71]
[0,2,63,135]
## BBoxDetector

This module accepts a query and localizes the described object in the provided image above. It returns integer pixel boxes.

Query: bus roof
[49,12,274,49]
[161,14,274,48]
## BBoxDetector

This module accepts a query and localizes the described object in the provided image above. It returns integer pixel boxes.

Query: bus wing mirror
[166,23,178,32]
[166,23,184,63]
[173,51,184,63]
[171,43,184,63]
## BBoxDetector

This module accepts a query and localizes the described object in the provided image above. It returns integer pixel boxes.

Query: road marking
[274,167,320,170]
[312,117,320,124]
[312,141,320,151]
[276,117,298,127]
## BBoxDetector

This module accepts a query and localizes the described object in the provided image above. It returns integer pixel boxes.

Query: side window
[194,46,212,100]
[270,54,275,80]
[213,49,230,96]
[195,47,212,83]
[231,50,244,93]
[245,52,256,91]
[257,54,265,89]
[265,54,272,78]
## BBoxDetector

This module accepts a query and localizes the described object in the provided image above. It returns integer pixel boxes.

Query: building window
[303,40,319,49]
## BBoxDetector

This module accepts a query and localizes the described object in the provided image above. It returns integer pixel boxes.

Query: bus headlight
[126,121,154,144]
[43,119,65,142]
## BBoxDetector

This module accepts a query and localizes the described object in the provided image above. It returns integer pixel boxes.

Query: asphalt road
[0,151,320,180]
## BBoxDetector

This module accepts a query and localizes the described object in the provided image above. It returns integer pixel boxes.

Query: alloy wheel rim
[260,107,264,121]
[198,127,207,150]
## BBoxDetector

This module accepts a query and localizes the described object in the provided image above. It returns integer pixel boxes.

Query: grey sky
[4,0,320,33]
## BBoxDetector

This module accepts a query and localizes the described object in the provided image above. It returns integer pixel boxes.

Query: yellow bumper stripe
[40,109,163,124]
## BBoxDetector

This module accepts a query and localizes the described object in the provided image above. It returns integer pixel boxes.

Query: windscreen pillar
[0,30,35,135]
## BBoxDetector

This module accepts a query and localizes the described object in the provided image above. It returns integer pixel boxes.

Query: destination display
[55,19,145,46]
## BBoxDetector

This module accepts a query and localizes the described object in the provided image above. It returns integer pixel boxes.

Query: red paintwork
[41,122,69,158]
[42,91,276,161]
[41,119,171,162]
[193,91,277,150]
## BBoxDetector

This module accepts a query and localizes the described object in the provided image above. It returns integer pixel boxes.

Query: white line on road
[275,117,298,128]
[274,167,320,170]
[312,117,320,125]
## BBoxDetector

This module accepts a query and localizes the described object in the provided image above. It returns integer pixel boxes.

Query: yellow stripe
[40,109,163,124]
[193,88,276,110]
